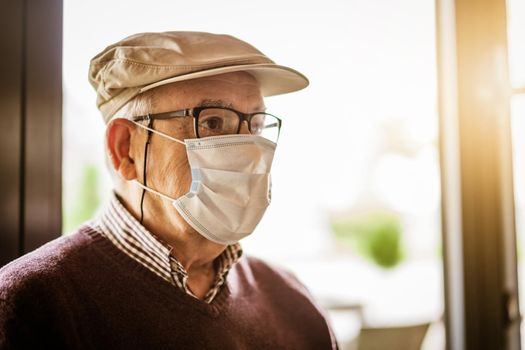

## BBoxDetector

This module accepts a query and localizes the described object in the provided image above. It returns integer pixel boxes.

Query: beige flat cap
[88,31,309,123]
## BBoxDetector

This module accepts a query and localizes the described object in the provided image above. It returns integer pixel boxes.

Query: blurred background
[1,0,523,348]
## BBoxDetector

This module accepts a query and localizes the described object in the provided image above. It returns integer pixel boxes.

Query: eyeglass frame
[130,106,282,141]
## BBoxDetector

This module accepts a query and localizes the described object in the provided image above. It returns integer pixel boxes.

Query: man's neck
[116,186,227,274]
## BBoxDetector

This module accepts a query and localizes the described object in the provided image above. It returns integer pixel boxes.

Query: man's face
[129,71,265,229]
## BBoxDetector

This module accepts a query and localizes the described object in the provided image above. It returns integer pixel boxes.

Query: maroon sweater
[0,226,338,349]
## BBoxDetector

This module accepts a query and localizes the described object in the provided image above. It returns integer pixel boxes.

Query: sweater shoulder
[241,255,295,281]
[237,255,314,298]
[235,255,339,349]
[0,225,98,300]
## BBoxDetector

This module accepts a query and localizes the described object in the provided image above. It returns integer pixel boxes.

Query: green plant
[63,164,101,233]
[331,211,405,268]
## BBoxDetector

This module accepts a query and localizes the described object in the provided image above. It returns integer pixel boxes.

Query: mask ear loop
[139,115,154,224]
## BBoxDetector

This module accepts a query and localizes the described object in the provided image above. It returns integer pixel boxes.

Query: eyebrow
[197,99,234,109]
[197,99,267,112]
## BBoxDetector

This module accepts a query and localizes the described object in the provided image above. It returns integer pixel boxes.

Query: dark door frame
[0,0,62,267]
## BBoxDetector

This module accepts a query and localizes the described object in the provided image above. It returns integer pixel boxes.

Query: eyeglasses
[131,106,282,143]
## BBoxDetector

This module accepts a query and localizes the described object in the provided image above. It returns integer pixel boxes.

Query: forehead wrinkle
[197,98,266,112]
[198,99,234,109]
[150,75,265,113]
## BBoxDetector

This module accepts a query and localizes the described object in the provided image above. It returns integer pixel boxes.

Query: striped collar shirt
[93,192,243,304]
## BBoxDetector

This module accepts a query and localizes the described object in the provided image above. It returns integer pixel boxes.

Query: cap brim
[139,63,309,97]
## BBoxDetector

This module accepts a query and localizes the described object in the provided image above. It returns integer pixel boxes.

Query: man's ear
[106,118,139,181]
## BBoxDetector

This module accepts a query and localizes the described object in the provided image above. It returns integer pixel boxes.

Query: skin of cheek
[154,144,191,199]
[140,119,198,234]
[138,118,194,198]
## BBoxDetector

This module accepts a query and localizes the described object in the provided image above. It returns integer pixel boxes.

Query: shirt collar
[96,192,243,295]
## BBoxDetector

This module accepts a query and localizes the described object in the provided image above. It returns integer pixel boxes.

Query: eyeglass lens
[197,108,280,142]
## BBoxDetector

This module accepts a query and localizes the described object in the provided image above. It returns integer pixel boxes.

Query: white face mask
[131,122,276,245]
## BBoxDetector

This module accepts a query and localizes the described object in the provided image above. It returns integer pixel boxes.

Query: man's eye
[200,116,223,130]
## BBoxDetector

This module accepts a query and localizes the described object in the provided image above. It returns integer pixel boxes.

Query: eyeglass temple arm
[130,110,189,122]
[263,122,280,129]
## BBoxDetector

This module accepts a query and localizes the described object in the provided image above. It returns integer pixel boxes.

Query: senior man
[0,32,338,349]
